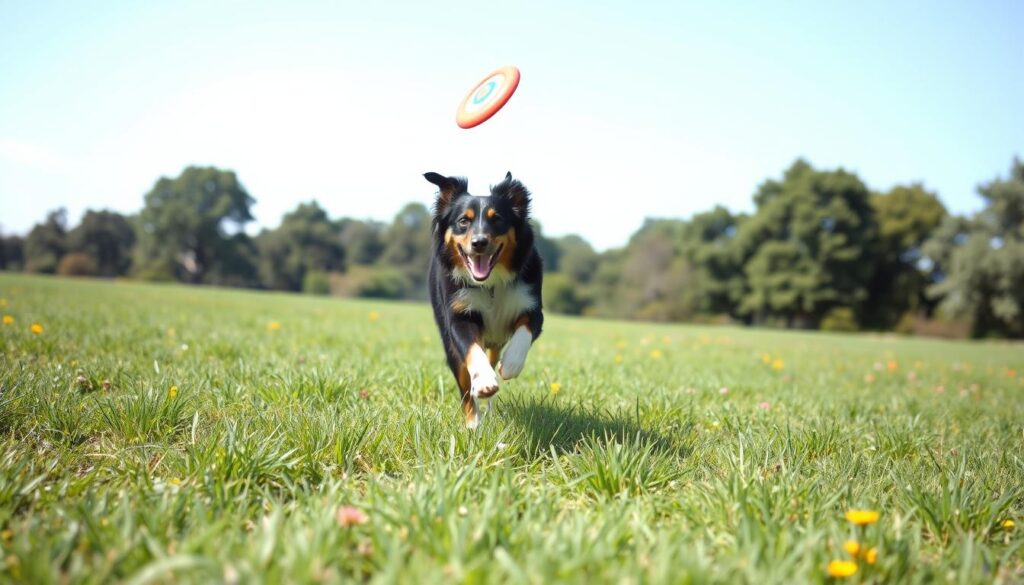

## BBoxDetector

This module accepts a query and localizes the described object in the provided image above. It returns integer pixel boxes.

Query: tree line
[2,159,1022,338]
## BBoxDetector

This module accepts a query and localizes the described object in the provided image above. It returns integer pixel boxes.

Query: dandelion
[30,323,43,334]
[2,314,12,325]
[650,349,663,359]
[267,320,281,332]
[336,505,368,527]
[772,358,784,371]
[826,560,858,578]
[845,509,879,526]
[550,382,562,395]
[168,385,178,398]
[368,311,380,322]
[614,354,624,364]
[1003,519,1015,529]
[761,353,771,364]
[843,540,860,556]
[865,547,877,565]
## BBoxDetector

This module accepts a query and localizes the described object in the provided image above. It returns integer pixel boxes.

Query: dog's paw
[471,367,500,398]
[499,327,532,380]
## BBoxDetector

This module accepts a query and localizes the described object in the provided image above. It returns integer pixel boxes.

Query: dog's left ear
[492,172,531,219]
[424,172,468,215]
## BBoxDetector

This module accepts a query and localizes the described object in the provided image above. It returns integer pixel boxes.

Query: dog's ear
[424,172,468,214]
[492,173,531,219]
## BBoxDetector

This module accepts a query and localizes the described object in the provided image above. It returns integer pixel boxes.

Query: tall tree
[679,206,743,316]
[25,209,68,274]
[256,201,345,291]
[68,209,137,277]
[734,160,877,328]
[862,184,947,328]
[553,235,599,284]
[134,166,256,284]
[927,158,1024,338]
[338,219,386,265]
[0,235,25,271]
[378,203,432,298]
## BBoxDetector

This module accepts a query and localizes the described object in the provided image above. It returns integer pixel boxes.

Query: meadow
[0,273,1021,584]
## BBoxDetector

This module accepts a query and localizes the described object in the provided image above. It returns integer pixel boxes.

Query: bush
[302,271,331,295]
[57,253,97,277]
[820,307,858,332]
[329,266,408,299]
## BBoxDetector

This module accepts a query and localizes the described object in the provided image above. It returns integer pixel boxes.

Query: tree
[378,203,432,298]
[68,209,136,277]
[862,185,946,328]
[338,219,386,265]
[256,201,345,291]
[0,235,25,271]
[679,206,743,316]
[734,160,877,328]
[25,209,68,274]
[134,166,256,284]
[553,235,599,284]
[927,158,1024,337]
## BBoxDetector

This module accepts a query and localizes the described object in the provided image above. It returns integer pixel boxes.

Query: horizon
[2,1,1022,249]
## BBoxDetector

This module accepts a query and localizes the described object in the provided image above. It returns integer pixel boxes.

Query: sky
[1,1,1022,250]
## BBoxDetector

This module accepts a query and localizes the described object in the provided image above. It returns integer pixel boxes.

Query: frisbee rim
[456,65,521,129]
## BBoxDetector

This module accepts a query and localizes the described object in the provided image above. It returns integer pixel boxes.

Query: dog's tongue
[468,254,491,280]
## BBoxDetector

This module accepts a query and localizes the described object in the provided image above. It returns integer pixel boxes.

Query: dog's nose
[471,235,489,252]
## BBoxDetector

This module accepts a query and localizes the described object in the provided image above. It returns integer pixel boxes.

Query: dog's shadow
[496,396,691,459]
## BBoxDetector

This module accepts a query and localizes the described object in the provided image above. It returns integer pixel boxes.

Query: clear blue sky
[2,1,1021,249]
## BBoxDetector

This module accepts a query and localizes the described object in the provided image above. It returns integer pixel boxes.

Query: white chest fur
[452,281,537,347]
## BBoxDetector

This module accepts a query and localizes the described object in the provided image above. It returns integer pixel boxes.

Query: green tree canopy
[927,158,1024,337]
[256,201,345,291]
[734,160,877,328]
[134,166,256,284]
[25,209,68,274]
[68,209,137,277]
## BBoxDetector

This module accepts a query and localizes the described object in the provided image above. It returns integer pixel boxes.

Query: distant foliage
[11,158,1024,337]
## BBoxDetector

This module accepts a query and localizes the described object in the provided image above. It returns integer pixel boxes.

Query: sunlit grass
[0,273,1022,583]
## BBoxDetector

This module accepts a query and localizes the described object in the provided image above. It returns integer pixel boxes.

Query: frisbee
[456,65,521,129]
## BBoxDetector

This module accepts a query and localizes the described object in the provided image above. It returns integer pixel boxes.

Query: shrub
[302,271,331,295]
[820,307,858,332]
[57,253,97,277]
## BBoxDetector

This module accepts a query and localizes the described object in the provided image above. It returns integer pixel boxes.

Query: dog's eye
[458,217,471,228]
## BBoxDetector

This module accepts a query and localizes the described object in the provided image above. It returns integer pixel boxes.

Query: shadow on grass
[498,396,691,458]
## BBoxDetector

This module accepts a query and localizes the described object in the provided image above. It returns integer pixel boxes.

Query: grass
[0,272,1022,584]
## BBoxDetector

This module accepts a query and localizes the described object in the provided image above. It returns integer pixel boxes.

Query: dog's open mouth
[459,245,503,281]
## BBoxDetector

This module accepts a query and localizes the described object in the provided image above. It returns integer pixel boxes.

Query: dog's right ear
[424,172,468,214]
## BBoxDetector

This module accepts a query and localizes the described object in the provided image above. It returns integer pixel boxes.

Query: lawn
[0,273,1021,584]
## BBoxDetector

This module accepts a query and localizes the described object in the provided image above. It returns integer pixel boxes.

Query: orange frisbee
[456,65,521,129]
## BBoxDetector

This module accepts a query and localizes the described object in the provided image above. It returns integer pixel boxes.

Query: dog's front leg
[449,318,499,429]
[499,312,542,380]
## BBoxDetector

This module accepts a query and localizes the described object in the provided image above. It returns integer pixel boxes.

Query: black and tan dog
[425,171,544,428]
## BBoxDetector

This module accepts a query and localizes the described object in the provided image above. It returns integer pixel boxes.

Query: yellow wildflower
[549,382,562,395]
[865,547,877,565]
[267,321,281,332]
[168,385,178,398]
[843,540,860,556]
[30,323,43,335]
[2,315,12,326]
[826,560,858,578]
[887,360,898,372]
[614,354,624,364]
[761,353,771,364]
[1003,519,1015,529]
[650,349,663,359]
[845,509,879,525]
[368,311,380,322]
[772,358,784,371]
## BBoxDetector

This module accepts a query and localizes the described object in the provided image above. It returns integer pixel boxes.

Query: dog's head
[425,171,533,285]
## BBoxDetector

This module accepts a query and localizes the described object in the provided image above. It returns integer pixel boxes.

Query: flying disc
[456,66,521,129]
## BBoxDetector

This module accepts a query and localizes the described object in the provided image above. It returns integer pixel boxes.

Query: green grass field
[0,273,1021,584]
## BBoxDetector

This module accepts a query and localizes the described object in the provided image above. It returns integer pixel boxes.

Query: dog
[425,171,544,429]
